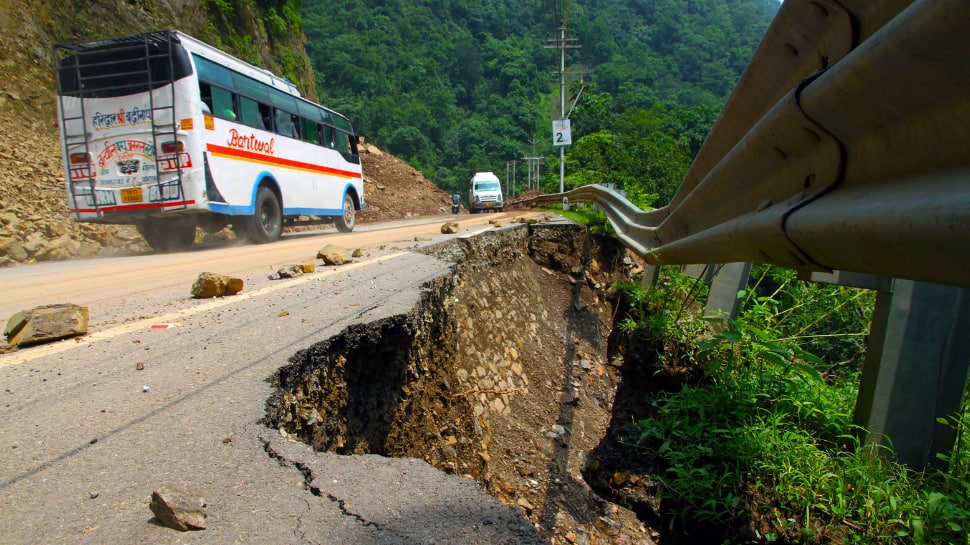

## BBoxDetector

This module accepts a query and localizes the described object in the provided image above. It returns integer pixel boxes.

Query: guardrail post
[853,280,970,470]
[703,263,752,320]
[640,264,660,289]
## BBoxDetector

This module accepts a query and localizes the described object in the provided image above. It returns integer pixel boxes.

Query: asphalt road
[0,212,548,544]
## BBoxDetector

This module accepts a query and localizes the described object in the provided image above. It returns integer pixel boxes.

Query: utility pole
[509,161,515,195]
[545,1,580,194]
[521,156,543,190]
[505,160,518,196]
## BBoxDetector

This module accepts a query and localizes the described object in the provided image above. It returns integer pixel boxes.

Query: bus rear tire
[240,186,282,244]
[137,217,197,253]
[334,193,356,233]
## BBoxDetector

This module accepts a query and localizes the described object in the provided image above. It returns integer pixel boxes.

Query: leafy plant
[738,265,875,373]
[206,0,235,18]
[614,267,710,370]
[266,8,288,37]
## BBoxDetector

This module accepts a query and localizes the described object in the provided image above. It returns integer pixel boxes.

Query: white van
[468,171,504,213]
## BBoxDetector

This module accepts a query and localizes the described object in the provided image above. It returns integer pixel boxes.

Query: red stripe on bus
[206,143,362,179]
[70,200,196,214]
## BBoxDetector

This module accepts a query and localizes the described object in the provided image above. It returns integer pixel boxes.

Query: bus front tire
[240,187,282,244]
[334,193,356,233]
[137,217,197,253]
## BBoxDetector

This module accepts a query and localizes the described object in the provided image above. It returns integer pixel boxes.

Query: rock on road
[0,212,549,545]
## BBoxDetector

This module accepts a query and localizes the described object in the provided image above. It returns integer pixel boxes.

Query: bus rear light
[69,152,92,165]
[161,141,184,154]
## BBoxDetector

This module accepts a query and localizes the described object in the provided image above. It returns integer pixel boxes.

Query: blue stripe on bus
[207,202,252,215]
[283,207,343,216]
[207,177,360,217]
[207,202,343,217]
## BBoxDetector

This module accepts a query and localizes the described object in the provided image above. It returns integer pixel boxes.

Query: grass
[541,204,613,234]
[615,268,970,544]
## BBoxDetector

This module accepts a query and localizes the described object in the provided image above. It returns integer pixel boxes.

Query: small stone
[89,491,99,499]
[135,362,145,371]
[149,485,207,531]
[557,390,579,404]
[276,264,304,278]
[440,221,460,234]
[317,244,351,265]
[142,385,150,393]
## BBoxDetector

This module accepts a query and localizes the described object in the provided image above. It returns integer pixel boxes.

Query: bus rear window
[56,32,192,98]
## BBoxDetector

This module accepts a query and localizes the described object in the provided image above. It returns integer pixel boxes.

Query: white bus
[54,30,364,251]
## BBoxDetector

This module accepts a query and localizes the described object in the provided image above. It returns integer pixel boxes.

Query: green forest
[300,0,780,204]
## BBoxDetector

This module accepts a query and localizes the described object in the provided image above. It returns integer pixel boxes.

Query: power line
[545,22,580,194]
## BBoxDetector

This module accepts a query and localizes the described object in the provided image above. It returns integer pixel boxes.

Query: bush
[623,266,969,543]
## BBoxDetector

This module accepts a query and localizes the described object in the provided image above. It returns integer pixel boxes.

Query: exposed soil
[356,143,457,222]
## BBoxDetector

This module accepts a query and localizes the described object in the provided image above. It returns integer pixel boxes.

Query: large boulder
[4,303,89,347]
[190,272,244,298]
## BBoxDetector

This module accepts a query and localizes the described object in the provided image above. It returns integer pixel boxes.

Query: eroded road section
[0,214,546,545]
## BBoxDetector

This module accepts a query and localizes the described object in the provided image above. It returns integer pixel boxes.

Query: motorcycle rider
[451,193,461,213]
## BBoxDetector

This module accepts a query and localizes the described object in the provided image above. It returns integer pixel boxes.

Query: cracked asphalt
[0,238,547,544]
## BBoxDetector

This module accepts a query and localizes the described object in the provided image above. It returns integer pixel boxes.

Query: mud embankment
[264,223,654,543]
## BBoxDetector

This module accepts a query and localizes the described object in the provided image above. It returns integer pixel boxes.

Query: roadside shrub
[625,266,969,543]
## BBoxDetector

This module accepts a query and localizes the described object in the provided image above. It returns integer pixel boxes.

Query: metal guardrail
[529,0,970,289]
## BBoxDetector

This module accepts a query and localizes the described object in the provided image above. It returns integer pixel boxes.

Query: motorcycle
[451,194,461,214]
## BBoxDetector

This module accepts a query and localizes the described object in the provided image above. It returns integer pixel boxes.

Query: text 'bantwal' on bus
[54,29,364,252]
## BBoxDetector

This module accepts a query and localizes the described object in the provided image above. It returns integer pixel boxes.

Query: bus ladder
[56,30,188,219]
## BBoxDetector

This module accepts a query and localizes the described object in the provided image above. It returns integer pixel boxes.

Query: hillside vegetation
[301,0,779,201]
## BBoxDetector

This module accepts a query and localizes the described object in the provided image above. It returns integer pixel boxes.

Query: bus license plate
[485,202,493,207]
[121,187,143,203]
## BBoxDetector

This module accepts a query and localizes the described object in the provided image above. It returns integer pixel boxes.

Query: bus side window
[333,130,349,153]
[274,109,297,138]
[211,86,236,121]
[238,96,262,129]
[301,118,320,144]
[322,125,335,148]
[258,103,271,131]
[199,83,213,114]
